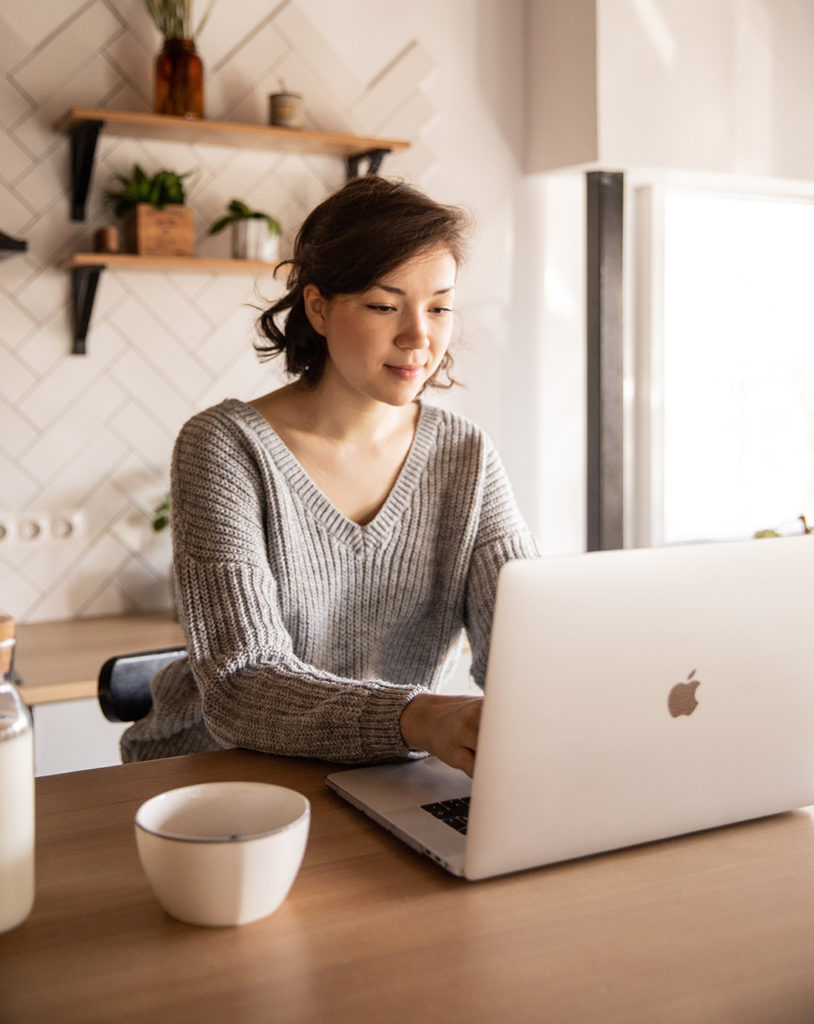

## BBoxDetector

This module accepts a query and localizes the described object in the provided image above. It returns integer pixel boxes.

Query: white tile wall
[0,0,437,623]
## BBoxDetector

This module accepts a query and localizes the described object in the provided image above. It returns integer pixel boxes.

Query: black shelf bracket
[71,264,105,354]
[345,147,391,179]
[0,230,27,260]
[70,119,104,221]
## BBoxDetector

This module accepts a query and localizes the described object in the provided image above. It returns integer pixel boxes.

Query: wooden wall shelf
[57,107,410,157]
[71,252,281,274]
[56,107,410,220]
[69,253,282,355]
[57,107,410,354]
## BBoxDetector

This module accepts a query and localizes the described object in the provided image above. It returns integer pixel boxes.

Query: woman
[122,176,539,776]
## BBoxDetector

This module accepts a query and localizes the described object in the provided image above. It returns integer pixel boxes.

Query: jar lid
[0,684,29,743]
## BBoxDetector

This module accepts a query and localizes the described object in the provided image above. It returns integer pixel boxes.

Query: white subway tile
[351,41,435,131]
[109,400,175,468]
[0,397,36,456]
[0,449,37,507]
[0,290,37,340]
[0,342,37,401]
[274,2,363,108]
[13,4,122,101]
[18,371,125,483]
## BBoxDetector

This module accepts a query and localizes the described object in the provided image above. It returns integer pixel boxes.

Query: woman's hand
[399,692,483,777]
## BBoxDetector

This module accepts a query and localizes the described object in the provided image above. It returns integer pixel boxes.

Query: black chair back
[98,646,186,722]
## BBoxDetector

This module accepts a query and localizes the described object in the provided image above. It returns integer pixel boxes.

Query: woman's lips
[386,364,426,380]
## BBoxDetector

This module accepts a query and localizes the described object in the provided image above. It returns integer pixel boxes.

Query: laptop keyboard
[421,796,470,834]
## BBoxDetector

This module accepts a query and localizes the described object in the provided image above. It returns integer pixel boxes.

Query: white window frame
[627,175,814,549]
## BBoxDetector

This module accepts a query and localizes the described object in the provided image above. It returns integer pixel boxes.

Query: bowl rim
[135,781,310,844]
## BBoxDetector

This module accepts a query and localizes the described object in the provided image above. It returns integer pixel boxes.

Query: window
[633,187,814,546]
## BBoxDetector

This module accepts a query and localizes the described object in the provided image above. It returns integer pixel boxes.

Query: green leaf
[209,215,231,235]
[208,197,279,236]
[104,163,192,216]
[151,494,170,532]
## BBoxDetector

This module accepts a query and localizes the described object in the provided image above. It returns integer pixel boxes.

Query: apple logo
[668,669,700,718]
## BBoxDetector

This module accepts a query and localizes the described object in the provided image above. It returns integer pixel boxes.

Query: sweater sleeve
[464,440,540,686]
[168,407,425,764]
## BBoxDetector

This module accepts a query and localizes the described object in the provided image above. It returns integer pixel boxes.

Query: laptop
[326,535,814,880]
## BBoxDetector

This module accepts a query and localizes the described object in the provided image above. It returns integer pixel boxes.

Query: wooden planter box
[123,203,195,257]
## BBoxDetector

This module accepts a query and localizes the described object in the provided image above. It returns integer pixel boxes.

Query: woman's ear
[302,283,328,337]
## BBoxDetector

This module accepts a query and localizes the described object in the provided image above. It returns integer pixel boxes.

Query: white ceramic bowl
[135,781,310,927]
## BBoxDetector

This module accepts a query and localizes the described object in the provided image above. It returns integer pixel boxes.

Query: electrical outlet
[17,516,48,543]
[0,514,15,542]
[51,509,85,541]
[0,510,86,546]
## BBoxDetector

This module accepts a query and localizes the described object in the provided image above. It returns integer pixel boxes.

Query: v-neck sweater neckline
[230,398,440,547]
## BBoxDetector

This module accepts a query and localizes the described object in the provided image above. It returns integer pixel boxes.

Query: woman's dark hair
[255,176,472,388]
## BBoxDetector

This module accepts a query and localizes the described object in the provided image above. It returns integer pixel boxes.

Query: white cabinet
[32,699,128,777]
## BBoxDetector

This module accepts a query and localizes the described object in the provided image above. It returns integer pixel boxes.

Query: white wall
[598,0,814,179]
[518,173,587,555]
[1,0,536,624]
[526,0,814,179]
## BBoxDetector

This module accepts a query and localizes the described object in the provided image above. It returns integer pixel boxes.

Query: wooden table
[15,612,184,705]
[3,750,814,1024]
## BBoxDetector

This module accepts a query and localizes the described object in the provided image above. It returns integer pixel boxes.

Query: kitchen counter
[15,611,184,706]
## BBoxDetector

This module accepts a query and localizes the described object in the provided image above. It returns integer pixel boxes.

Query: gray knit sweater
[121,399,539,764]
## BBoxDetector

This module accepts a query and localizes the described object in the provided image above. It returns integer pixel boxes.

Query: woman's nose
[395,312,429,349]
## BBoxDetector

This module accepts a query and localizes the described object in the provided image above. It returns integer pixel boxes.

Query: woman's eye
[431,306,453,316]
[367,304,396,313]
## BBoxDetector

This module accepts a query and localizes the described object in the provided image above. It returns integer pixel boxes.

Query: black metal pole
[586,170,624,552]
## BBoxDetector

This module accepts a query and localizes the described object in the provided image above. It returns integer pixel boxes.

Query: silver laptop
[327,535,814,880]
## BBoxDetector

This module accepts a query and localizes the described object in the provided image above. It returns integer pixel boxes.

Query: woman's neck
[249,380,422,526]
[252,378,419,447]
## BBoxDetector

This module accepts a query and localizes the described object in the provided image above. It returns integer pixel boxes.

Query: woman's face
[303,245,457,408]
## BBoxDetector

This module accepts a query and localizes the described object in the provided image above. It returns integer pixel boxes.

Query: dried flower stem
[143,0,215,40]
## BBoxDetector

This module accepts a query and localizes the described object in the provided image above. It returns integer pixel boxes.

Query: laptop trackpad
[326,757,471,874]
[327,756,471,811]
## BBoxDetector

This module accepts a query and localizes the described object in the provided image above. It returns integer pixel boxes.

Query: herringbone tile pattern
[0,0,436,622]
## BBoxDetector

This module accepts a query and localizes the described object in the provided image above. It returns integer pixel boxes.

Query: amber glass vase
[154,37,203,118]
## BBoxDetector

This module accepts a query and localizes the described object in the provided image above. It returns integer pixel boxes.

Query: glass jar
[154,37,204,119]
[0,615,35,933]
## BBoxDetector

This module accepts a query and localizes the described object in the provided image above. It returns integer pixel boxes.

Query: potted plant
[144,0,216,118]
[105,164,196,256]
[209,199,281,262]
